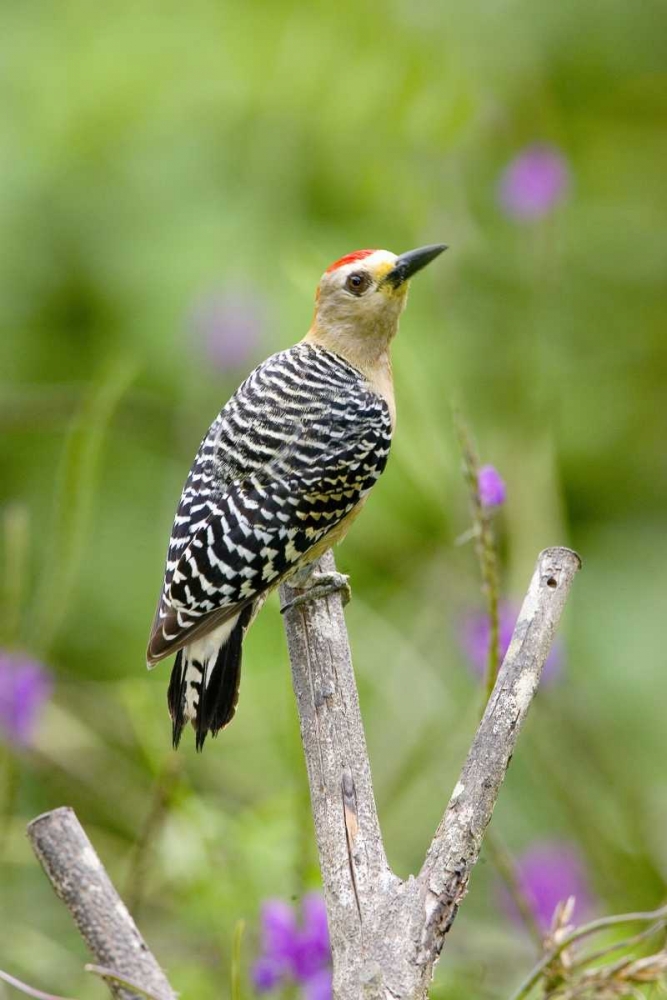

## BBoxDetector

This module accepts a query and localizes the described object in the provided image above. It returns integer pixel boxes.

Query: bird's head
[307,245,446,369]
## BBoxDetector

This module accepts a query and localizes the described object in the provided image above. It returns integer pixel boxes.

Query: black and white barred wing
[147,382,391,663]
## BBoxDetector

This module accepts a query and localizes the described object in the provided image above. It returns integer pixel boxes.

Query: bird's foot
[281,571,351,614]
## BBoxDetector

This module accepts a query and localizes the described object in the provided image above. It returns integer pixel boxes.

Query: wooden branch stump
[280,546,581,999]
[27,807,176,1000]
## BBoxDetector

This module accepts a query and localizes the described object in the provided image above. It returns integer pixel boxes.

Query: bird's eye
[345,272,371,295]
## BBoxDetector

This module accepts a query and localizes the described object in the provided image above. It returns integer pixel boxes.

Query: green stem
[481,512,501,703]
[85,964,167,1000]
[124,757,178,917]
[32,357,137,655]
[568,918,665,970]
[485,831,543,949]
[0,968,74,1000]
[508,904,667,1000]
[0,751,19,859]
[230,919,245,1000]
[1,504,29,647]
[453,412,501,708]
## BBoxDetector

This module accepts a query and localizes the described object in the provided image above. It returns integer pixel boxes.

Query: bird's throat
[303,326,396,427]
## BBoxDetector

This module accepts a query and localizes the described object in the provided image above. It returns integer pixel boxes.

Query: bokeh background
[1,0,666,997]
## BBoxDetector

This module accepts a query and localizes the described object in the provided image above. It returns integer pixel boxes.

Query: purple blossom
[253,893,332,999]
[499,841,595,932]
[498,144,571,221]
[252,956,282,992]
[189,287,264,372]
[0,651,52,748]
[459,602,563,685]
[303,968,333,1000]
[478,464,506,508]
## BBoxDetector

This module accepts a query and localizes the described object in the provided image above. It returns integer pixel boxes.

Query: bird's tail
[168,605,253,751]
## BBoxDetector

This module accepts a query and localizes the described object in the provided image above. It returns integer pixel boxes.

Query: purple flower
[252,956,283,992]
[0,651,52,748]
[499,841,595,932]
[478,464,506,508]
[189,287,264,372]
[253,893,332,998]
[303,968,333,1000]
[295,894,331,980]
[498,144,571,221]
[459,602,563,685]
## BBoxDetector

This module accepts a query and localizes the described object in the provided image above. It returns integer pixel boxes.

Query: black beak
[383,243,448,288]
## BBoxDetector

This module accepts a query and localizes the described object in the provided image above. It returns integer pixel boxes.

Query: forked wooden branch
[26,807,176,1000]
[280,546,581,999]
[24,547,578,1000]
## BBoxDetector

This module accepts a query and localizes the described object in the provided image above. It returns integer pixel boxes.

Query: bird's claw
[281,571,351,614]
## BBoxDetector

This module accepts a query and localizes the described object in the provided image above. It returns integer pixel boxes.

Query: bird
[147,244,446,750]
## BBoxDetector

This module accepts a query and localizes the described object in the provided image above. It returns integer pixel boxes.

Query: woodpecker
[147,244,446,750]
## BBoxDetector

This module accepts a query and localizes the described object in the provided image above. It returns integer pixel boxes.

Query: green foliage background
[1,1,666,996]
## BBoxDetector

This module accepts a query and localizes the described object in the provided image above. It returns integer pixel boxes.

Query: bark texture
[280,546,581,999]
[27,807,176,1000]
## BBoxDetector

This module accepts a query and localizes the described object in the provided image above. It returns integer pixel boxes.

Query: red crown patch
[326,249,377,273]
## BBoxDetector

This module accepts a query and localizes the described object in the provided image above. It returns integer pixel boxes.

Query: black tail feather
[167,605,253,752]
[167,649,188,749]
[196,605,253,751]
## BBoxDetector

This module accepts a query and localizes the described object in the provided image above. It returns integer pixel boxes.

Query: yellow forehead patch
[371,260,396,280]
